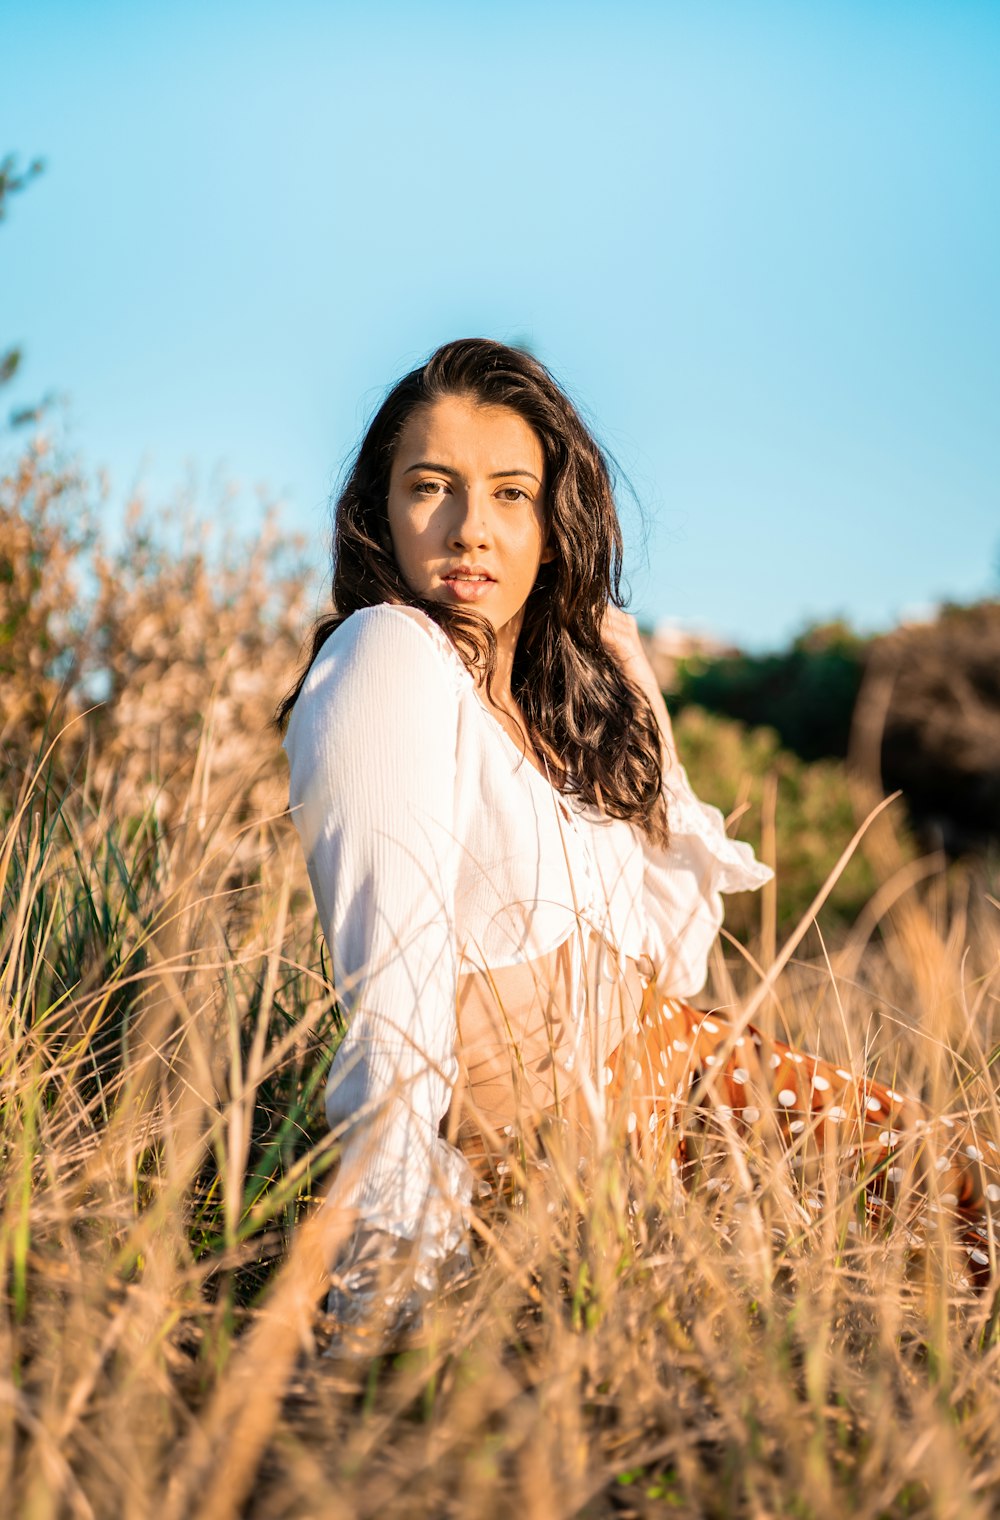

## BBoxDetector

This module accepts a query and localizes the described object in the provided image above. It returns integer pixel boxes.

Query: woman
[281,339,997,1332]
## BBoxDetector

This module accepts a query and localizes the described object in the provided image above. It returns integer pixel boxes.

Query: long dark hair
[277,338,668,844]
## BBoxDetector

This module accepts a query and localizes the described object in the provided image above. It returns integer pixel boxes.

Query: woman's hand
[600,606,649,673]
[600,605,677,764]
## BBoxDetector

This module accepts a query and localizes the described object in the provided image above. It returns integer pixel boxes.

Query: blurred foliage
[0,153,44,223]
[1,436,316,846]
[870,599,1000,855]
[672,620,867,763]
[672,606,1000,858]
[0,440,94,751]
[673,705,881,938]
[1,153,47,427]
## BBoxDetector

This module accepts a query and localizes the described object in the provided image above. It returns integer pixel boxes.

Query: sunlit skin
[386,392,676,764]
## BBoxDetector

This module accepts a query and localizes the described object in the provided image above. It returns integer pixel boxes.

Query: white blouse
[284,603,771,1276]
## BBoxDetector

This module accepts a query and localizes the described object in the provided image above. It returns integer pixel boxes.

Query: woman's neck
[479,616,520,709]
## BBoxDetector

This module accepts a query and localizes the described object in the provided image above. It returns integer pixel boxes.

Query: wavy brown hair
[277,338,668,845]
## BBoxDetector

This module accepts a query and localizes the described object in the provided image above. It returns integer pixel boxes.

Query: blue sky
[3,0,998,648]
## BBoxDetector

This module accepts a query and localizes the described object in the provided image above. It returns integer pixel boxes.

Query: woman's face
[386,394,553,650]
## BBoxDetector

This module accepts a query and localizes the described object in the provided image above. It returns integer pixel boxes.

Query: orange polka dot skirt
[462,995,1000,1283]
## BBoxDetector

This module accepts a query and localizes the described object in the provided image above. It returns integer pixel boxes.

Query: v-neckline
[384,601,572,803]
[471,690,552,785]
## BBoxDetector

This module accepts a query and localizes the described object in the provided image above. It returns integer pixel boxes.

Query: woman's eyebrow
[402,461,541,485]
[488,469,541,484]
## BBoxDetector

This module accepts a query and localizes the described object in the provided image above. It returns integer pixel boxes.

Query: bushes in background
[670,602,1000,857]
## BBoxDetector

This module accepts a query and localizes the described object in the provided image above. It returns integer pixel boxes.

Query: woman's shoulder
[345,602,466,666]
[293,603,470,721]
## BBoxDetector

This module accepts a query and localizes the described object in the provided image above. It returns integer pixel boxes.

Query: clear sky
[3,0,998,648]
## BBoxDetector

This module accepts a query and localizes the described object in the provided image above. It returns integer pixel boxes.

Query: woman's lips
[440,573,495,603]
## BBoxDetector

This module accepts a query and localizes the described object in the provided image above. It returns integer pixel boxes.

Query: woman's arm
[600,609,772,998]
[600,606,677,766]
[284,605,473,1291]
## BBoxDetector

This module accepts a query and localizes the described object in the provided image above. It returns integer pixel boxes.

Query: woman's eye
[497,486,528,503]
[413,480,446,496]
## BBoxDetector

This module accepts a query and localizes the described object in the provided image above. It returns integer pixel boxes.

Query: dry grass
[2,712,999,1520]
[3,447,1000,1518]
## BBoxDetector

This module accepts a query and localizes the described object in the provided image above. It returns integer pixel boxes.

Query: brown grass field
[3,442,1000,1518]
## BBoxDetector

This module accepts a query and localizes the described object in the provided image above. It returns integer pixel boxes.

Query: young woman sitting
[280,338,999,1336]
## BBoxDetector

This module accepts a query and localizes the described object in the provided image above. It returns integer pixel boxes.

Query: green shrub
[673,705,882,938]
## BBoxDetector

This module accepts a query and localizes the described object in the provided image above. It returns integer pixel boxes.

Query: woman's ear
[539,539,557,565]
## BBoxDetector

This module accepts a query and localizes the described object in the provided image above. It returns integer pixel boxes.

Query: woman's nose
[447,490,492,550]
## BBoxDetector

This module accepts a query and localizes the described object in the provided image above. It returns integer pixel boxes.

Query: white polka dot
[502,1125,513,1136]
[604,1066,615,1086]
[644,1014,653,1029]
[672,1038,689,1053]
[886,1089,904,1103]
[700,1019,719,1034]
[657,1072,665,1087]
[887,1167,904,1183]
[664,1006,676,1022]
[627,1112,637,1134]
[827,1106,846,1123]
[716,1105,733,1121]
[836,1069,852,1082]
[648,1111,658,1132]
[935,1156,950,1172]
[778,1089,797,1107]
[734,1037,745,1048]
[659,1050,669,1067]
[941,1192,959,1206]
[812,1075,830,1092]
[788,1053,804,1065]
[632,1061,643,1080]
[878,1130,900,1147]
[732,1068,749,1085]
[969,1248,990,1266]
[966,1145,984,1162]
[789,1119,806,1134]
[768,1054,782,1070]
[866,1096,882,1113]
[941,1117,955,1129]
[743,1106,761,1123]
[705,1054,717,1066]
[986,1184,1000,1203]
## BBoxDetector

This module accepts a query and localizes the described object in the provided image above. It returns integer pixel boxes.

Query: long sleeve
[641,756,773,999]
[283,605,473,1279]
